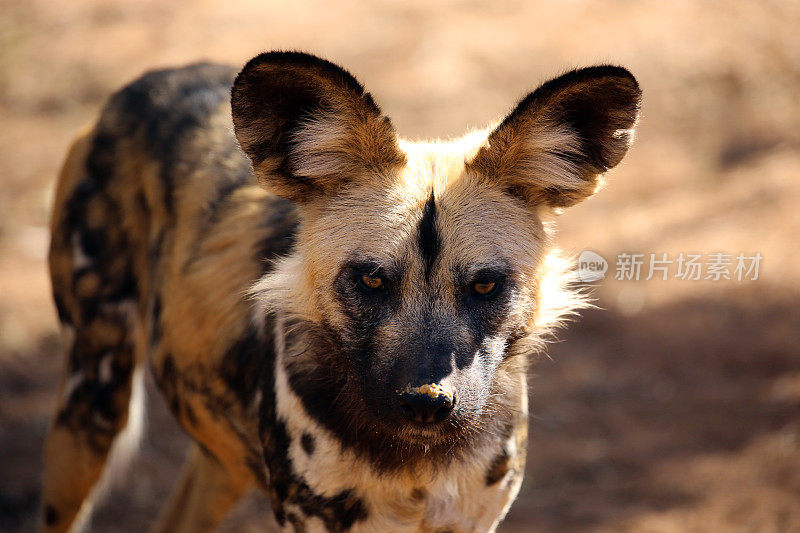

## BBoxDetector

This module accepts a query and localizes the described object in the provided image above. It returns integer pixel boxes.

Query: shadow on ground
[507,284,800,531]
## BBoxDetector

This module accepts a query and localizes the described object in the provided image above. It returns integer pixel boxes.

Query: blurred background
[1,1,799,531]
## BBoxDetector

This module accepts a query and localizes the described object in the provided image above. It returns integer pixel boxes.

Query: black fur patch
[56,336,134,453]
[52,292,70,324]
[110,63,237,213]
[417,192,440,280]
[61,183,137,325]
[156,354,181,418]
[182,401,199,428]
[44,504,59,525]
[149,229,165,269]
[219,327,270,408]
[485,449,511,485]
[149,295,162,346]
[301,433,316,456]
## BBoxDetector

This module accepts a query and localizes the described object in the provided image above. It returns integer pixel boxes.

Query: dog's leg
[43,130,143,532]
[41,311,138,533]
[153,444,250,533]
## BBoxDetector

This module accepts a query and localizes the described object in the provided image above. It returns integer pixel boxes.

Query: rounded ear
[469,66,642,208]
[231,51,404,202]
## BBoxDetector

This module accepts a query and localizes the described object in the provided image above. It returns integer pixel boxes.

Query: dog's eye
[471,280,497,296]
[360,274,384,290]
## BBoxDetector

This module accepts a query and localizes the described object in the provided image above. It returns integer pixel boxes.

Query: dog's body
[43,54,640,532]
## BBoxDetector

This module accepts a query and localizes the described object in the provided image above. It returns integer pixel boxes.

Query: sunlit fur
[250,127,586,348]
[43,53,639,533]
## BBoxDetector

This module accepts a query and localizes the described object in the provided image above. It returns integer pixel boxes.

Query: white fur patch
[290,110,354,177]
[528,249,592,348]
[518,121,586,190]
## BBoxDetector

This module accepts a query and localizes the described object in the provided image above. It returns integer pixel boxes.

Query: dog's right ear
[231,52,404,202]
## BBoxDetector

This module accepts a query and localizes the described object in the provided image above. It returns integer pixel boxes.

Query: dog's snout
[397,384,455,424]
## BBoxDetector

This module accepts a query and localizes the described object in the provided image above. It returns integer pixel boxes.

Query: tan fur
[252,128,571,350]
[43,56,639,532]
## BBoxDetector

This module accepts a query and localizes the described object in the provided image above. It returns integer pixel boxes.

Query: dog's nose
[398,384,455,424]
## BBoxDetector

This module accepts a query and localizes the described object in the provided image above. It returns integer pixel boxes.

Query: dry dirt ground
[1,1,799,532]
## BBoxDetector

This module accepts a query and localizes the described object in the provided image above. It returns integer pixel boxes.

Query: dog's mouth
[366,407,469,445]
[397,422,456,442]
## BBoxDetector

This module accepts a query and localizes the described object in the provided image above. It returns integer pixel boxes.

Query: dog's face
[232,52,640,453]
[297,154,548,442]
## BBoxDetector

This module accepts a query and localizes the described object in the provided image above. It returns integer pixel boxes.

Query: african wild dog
[43,52,640,532]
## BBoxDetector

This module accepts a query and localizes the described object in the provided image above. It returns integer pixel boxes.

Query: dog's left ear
[470,66,641,208]
[231,52,404,202]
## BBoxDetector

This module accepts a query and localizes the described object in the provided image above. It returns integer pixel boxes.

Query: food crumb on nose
[402,383,452,399]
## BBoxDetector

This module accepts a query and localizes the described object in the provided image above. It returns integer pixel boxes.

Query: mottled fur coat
[43,52,640,532]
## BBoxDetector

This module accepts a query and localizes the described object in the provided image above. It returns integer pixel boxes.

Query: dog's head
[232,52,640,465]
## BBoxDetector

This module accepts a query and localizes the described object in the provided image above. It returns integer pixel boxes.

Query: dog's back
[44,62,296,532]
